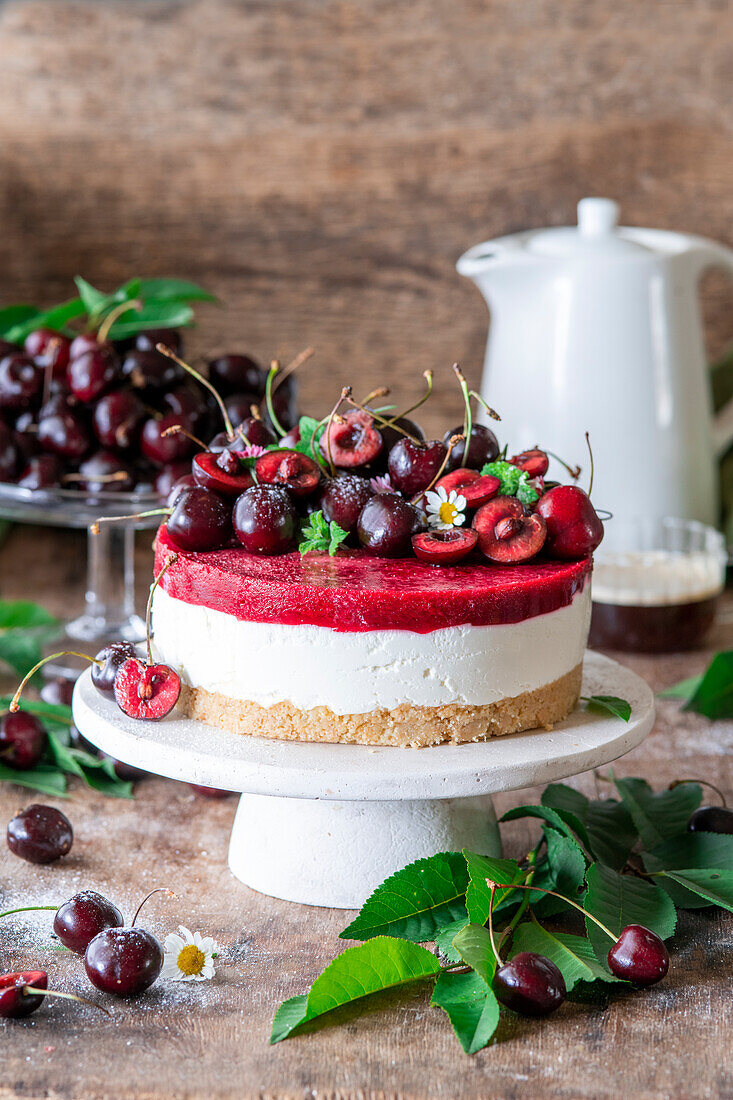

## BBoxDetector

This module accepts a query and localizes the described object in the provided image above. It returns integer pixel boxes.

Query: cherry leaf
[584,863,677,966]
[431,969,500,1054]
[509,923,623,991]
[612,776,702,850]
[451,923,497,987]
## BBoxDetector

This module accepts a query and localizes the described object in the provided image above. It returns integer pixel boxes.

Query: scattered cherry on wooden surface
[54,891,124,955]
[7,804,73,864]
[493,952,567,1016]
[0,970,48,1019]
[607,925,670,985]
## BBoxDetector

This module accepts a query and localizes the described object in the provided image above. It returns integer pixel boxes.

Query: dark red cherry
[114,658,181,720]
[224,392,259,427]
[165,472,197,508]
[192,451,254,498]
[18,453,63,489]
[101,755,148,781]
[535,485,603,560]
[140,414,194,466]
[162,385,211,435]
[511,448,549,477]
[0,421,18,480]
[67,347,117,403]
[688,805,733,834]
[167,486,232,551]
[7,804,73,864]
[412,527,478,565]
[607,925,669,986]
[209,354,264,396]
[93,390,144,450]
[91,642,137,696]
[493,952,566,1016]
[37,407,90,459]
[40,677,75,707]
[473,497,546,563]
[233,485,297,554]
[122,349,183,391]
[318,474,373,536]
[69,333,106,361]
[321,410,383,469]
[84,927,163,996]
[235,416,277,449]
[434,468,501,509]
[0,970,48,1019]
[443,424,499,470]
[0,354,43,409]
[190,784,232,798]
[388,438,447,497]
[135,328,183,356]
[0,711,46,770]
[154,461,192,501]
[357,493,426,557]
[25,329,70,378]
[255,449,320,497]
[54,891,124,955]
[76,450,134,493]
[378,416,425,455]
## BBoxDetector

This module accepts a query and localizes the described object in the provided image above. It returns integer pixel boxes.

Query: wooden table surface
[0,524,731,1100]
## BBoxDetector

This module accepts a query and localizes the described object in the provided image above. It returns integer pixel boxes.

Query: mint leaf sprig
[272,774,732,1052]
[298,511,348,557]
[480,460,539,505]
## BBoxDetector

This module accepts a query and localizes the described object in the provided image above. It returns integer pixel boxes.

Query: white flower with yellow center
[161,925,219,982]
[425,487,467,530]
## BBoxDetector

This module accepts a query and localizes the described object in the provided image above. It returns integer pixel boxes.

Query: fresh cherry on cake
[141,414,194,466]
[0,354,44,409]
[493,952,566,1016]
[254,449,320,497]
[18,454,63,489]
[607,925,669,986]
[154,462,193,500]
[54,891,124,955]
[114,658,181,720]
[318,474,374,536]
[321,409,383,469]
[236,416,277,449]
[434,468,501,509]
[7,804,73,864]
[85,926,163,996]
[67,347,117,403]
[473,497,547,563]
[688,805,733,834]
[24,329,71,378]
[443,423,499,470]
[93,390,144,450]
[412,528,478,565]
[357,493,426,557]
[388,438,447,497]
[192,451,254,498]
[511,448,549,477]
[378,416,425,455]
[165,472,197,507]
[233,484,297,554]
[535,485,603,559]
[0,970,48,1019]
[224,392,259,428]
[279,424,301,449]
[37,406,90,459]
[167,486,233,552]
[0,711,46,770]
[91,642,138,696]
[208,353,264,397]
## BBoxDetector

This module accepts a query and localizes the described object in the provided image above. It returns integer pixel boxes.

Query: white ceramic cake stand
[72,652,654,909]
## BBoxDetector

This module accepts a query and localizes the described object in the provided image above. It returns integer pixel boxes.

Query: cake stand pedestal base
[229,793,500,908]
[72,651,654,909]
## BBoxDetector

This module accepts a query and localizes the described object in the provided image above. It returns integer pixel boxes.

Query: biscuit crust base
[179,663,583,749]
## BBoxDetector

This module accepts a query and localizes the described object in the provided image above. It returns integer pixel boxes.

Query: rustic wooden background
[0,0,730,435]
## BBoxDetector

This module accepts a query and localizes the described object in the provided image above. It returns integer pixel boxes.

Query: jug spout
[456,239,532,309]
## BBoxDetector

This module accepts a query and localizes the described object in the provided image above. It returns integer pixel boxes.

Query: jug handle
[703,244,733,457]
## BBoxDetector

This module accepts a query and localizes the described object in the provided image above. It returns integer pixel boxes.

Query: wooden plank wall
[0,0,730,435]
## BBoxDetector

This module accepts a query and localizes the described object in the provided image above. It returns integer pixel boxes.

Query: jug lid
[526,198,652,258]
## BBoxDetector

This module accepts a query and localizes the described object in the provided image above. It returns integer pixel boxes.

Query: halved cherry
[434,468,501,509]
[473,497,547,563]
[113,658,181,721]
[254,449,321,497]
[320,409,383,468]
[192,451,254,497]
[412,528,478,565]
[511,449,549,477]
[0,970,47,1019]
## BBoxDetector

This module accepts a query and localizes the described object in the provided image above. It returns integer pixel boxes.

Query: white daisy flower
[161,925,220,982]
[425,487,467,530]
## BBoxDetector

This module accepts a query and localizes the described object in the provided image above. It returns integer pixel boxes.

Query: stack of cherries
[163,375,604,567]
[0,323,295,499]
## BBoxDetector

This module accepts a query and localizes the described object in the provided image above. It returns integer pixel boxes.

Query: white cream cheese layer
[152,586,591,715]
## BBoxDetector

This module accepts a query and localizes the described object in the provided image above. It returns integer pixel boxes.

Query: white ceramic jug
[457,198,733,527]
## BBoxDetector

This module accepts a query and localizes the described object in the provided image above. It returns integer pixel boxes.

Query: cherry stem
[544,449,581,481]
[468,390,501,422]
[131,887,177,928]
[264,362,287,438]
[669,778,727,808]
[324,388,352,477]
[411,434,463,503]
[90,508,170,535]
[453,364,472,468]
[0,905,58,919]
[161,424,210,452]
[145,553,178,666]
[361,386,390,407]
[345,396,422,445]
[382,370,434,428]
[10,652,102,712]
[272,346,314,393]
[486,883,503,967]
[97,300,142,345]
[62,471,130,485]
[498,848,540,954]
[23,986,111,1017]
[156,344,236,441]
[487,879,618,943]
[585,431,595,497]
